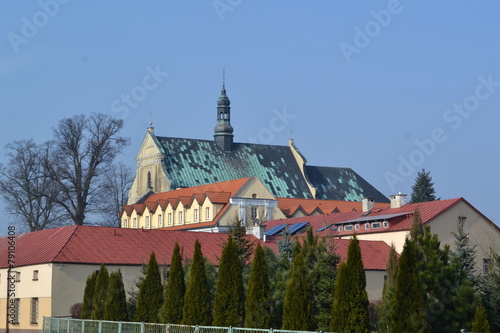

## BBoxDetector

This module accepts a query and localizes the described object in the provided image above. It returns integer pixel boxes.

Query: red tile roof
[0,226,231,268]
[0,225,390,270]
[264,198,482,237]
[277,197,390,217]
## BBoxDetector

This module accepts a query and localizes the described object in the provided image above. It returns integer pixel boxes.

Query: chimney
[390,193,407,208]
[362,198,375,212]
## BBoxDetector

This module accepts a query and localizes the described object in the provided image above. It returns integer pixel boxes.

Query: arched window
[147,171,152,190]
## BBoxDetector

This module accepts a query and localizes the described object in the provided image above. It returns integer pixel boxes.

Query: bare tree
[46,113,129,225]
[97,162,134,227]
[0,140,65,231]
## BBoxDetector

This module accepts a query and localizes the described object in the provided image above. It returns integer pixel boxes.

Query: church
[127,82,389,205]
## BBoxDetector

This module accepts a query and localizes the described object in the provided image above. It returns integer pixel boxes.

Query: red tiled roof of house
[264,198,478,237]
[0,226,231,268]
[0,225,391,270]
[277,197,390,217]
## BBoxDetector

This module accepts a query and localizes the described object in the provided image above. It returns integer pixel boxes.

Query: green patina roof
[153,135,389,203]
[155,137,313,199]
[305,166,389,203]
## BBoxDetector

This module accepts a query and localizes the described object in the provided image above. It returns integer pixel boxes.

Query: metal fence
[42,317,330,333]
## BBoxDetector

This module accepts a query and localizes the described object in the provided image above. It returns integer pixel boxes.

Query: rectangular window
[383,221,389,228]
[158,214,163,228]
[179,211,184,224]
[145,216,150,229]
[344,225,353,231]
[30,298,39,324]
[338,226,343,232]
[194,209,199,222]
[371,222,381,229]
[15,271,20,282]
[206,207,210,220]
[33,270,38,281]
[365,223,370,230]
[123,219,128,228]
[459,216,468,233]
[168,213,173,225]
[251,207,258,219]
[12,298,20,324]
[133,218,138,228]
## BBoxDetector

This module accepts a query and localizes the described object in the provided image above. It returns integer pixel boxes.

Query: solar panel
[266,224,288,236]
[287,222,309,235]
[317,224,332,232]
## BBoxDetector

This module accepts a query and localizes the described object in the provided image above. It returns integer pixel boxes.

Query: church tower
[214,76,234,151]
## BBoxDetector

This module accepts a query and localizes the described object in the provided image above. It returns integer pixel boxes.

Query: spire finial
[222,68,226,90]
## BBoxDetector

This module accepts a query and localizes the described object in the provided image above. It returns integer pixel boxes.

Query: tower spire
[214,72,234,151]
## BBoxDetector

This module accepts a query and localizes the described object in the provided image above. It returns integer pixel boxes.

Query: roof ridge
[52,225,80,262]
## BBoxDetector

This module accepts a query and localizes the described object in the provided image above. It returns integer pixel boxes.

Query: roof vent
[390,193,407,208]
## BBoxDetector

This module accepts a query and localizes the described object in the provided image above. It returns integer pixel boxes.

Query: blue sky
[1,1,499,234]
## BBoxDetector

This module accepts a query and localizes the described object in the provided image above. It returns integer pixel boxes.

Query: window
[30,298,39,324]
[355,224,360,231]
[251,207,258,220]
[365,223,370,230]
[133,218,138,228]
[344,225,353,231]
[338,226,343,232]
[206,207,210,220]
[147,171,152,189]
[15,271,20,282]
[194,209,199,222]
[32,270,38,281]
[145,216,150,229]
[168,213,173,225]
[179,211,184,224]
[123,219,128,228]
[483,258,493,275]
[383,221,389,228]
[12,298,20,324]
[383,275,388,282]
[458,216,468,233]
[158,214,163,228]
[371,222,381,229]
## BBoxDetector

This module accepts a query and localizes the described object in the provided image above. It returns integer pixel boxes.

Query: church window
[147,171,152,190]
[251,207,258,219]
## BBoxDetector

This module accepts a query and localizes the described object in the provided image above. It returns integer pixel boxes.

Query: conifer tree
[182,240,212,325]
[135,252,163,323]
[452,218,479,290]
[269,252,291,329]
[409,209,424,241]
[416,226,475,332]
[330,261,349,332]
[391,239,426,333]
[377,244,399,333]
[213,236,245,327]
[228,218,254,269]
[312,237,340,331]
[245,243,271,328]
[345,235,370,333]
[410,168,439,203]
[104,270,128,321]
[282,251,314,331]
[81,271,97,319]
[91,264,109,320]
[161,243,185,324]
[472,302,491,333]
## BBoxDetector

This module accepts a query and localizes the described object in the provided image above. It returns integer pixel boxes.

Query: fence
[42,317,330,333]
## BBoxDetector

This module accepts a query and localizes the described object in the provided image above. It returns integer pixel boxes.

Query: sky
[0,1,499,235]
